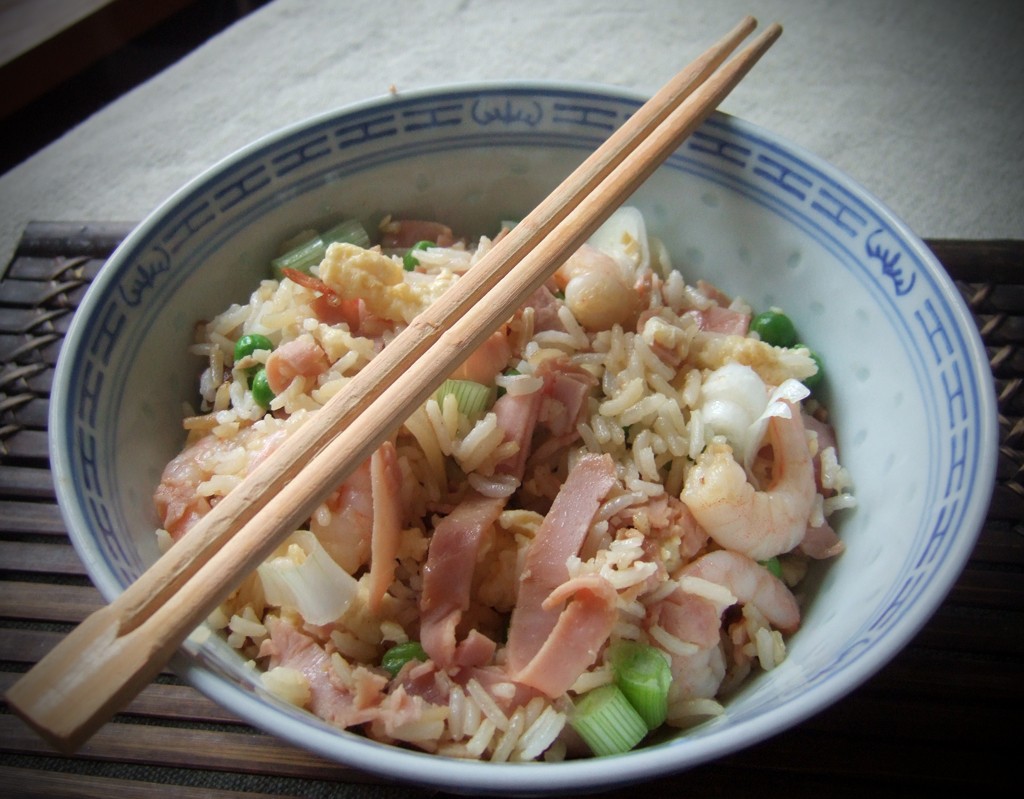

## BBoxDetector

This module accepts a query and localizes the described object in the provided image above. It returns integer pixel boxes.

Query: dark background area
[0,0,271,177]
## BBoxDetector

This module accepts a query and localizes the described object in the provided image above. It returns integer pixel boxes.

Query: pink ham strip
[506,452,617,674]
[800,520,845,559]
[379,219,455,249]
[537,358,595,437]
[265,337,330,395]
[259,617,386,727]
[366,441,404,614]
[699,304,750,335]
[513,574,618,697]
[527,284,567,332]
[454,628,498,669]
[419,491,506,667]
[492,388,543,479]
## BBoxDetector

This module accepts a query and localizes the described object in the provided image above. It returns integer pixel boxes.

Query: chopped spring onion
[403,240,434,271]
[381,641,428,678]
[571,683,648,757]
[760,556,783,579]
[256,530,358,625]
[434,378,495,421]
[271,219,371,278]
[606,641,672,730]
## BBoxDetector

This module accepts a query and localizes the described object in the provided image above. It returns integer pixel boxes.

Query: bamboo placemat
[1,224,1020,797]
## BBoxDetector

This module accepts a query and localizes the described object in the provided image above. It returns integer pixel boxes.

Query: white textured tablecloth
[0,0,1021,273]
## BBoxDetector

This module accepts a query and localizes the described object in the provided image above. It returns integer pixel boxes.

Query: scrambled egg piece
[692,332,818,387]
[318,242,455,324]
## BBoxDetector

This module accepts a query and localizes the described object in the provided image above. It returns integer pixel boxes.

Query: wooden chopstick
[5,17,781,753]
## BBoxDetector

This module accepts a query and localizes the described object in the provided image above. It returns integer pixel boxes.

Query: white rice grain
[466,678,510,732]
[571,667,614,694]
[468,471,520,498]
[599,376,645,417]
[495,372,544,396]
[667,697,725,727]
[448,685,467,740]
[648,623,700,657]
[516,706,566,761]
[490,707,525,762]
[261,667,310,708]
[678,575,738,609]
[464,717,497,757]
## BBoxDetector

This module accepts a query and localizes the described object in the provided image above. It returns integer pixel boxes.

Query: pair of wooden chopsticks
[5,16,781,753]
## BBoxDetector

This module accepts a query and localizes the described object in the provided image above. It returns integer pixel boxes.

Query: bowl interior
[50,83,997,793]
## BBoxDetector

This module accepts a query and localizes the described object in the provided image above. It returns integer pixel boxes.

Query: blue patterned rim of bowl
[49,81,998,793]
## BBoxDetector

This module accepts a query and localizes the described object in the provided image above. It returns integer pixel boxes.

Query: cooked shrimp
[681,401,815,561]
[154,417,297,541]
[265,336,330,395]
[647,587,726,700]
[554,243,643,332]
[154,435,219,541]
[311,457,374,574]
[450,328,512,385]
[679,549,800,634]
[669,642,727,702]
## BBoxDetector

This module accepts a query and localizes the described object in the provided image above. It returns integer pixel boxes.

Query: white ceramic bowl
[50,82,998,794]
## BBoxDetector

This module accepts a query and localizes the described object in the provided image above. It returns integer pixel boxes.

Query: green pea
[234,333,274,363]
[750,310,797,348]
[381,641,427,678]
[250,367,275,409]
[799,345,825,390]
[403,240,434,271]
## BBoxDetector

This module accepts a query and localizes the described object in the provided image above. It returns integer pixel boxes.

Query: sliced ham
[380,219,456,249]
[265,336,330,395]
[800,520,845,559]
[453,628,498,669]
[419,491,507,667]
[537,357,595,438]
[259,617,386,727]
[506,453,617,674]
[699,304,750,336]
[399,660,449,706]
[367,441,404,614]
[493,357,596,474]
[802,410,840,493]
[492,388,543,480]
[513,574,618,697]
[526,285,566,332]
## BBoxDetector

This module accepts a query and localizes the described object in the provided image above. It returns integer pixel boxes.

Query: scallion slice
[607,640,672,730]
[570,683,648,757]
[271,219,371,278]
[760,556,783,579]
[433,378,495,421]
